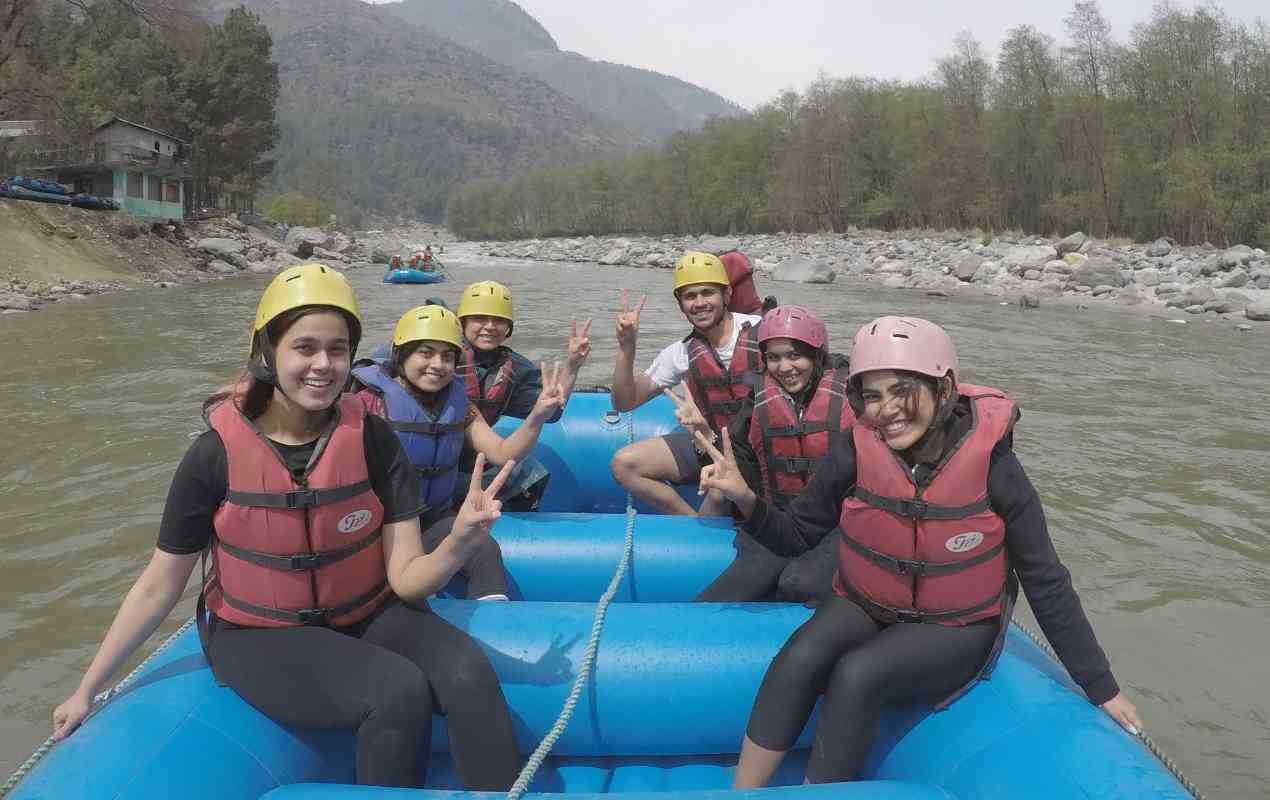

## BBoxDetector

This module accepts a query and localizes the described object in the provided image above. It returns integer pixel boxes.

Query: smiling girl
[697,315,1142,785]
[51,265,522,789]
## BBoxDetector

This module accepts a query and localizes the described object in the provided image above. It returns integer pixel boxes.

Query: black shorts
[663,432,706,484]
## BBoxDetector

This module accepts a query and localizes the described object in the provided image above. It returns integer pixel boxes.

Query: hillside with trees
[447,2,1270,248]
[379,0,741,141]
[0,0,278,209]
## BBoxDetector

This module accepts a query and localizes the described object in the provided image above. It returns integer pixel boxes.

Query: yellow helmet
[250,263,362,356]
[673,251,729,294]
[457,280,514,325]
[392,304,463,351]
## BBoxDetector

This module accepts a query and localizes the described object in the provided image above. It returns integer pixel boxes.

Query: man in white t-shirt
[610,252,764,514]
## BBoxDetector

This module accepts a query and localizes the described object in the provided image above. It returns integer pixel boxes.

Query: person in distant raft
[452,280,591,510]
[51,264,521,790]
[696,315,1143,785]
[351,303,573,600]
[689,305,851,603]
[610,252,763,514]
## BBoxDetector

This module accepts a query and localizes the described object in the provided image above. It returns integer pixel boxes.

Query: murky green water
[1,245,1267,796]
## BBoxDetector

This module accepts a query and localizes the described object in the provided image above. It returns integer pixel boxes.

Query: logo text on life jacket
[945,532,984,553]
[337,509,373,534]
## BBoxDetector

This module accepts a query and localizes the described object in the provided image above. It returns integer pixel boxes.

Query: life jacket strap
[769,455,822,473]
[852,486,990,520]
[215,527,383,573]
[389,420,466,435]
[839,529,1004,577]
[415,462,458,479]
[226,479,373,510]
[216,578,389,626]
[840,579,1003,624]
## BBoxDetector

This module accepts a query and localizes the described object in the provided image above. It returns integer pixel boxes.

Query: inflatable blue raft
[4,392,1196,800]
[383,267,445,285]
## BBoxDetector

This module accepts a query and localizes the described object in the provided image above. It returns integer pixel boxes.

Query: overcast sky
[476,0,1267,108]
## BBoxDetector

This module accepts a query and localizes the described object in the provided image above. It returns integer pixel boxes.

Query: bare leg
[610,436,696,515]
[734,735,788,788]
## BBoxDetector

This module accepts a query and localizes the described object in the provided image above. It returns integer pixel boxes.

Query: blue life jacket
[352,361,467,511]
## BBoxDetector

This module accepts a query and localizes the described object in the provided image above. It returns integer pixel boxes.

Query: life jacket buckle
[895,558,926,576]
[287,553,323,571]
[295,607,328,625]
[894,609,925,624]
[900,499,929,518]
[285,489,319,509]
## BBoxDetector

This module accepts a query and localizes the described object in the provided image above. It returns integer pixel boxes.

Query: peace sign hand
[663,385,710,439]
[567,319,592,371]
[695,428,753,506]
[615,289,647,352]
[530,360,565,422]
[453,453,515,545]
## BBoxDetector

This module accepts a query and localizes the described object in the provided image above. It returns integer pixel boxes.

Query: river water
[1,244,1267,797]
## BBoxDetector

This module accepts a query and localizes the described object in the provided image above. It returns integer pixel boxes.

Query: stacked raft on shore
[6,391,1194,800]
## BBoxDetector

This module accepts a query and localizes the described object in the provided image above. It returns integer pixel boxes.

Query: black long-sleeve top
[739,398,1121,705]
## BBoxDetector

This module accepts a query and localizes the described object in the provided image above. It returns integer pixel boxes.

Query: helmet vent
[892,332,910,340]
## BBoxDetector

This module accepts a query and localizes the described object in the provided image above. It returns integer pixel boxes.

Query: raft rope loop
[1012,620,1205,800]
[505,412,638,800]
[0,615,198,798]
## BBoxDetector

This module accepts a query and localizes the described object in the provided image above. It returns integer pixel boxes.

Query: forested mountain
[379,0,741,141]
[207,0,640,221]
[449,3,1270,248]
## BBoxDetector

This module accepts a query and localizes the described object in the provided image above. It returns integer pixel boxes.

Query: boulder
[1054,231,1087,256]
[248,261,277,275]
[878,260,910,275]
[1062,252,1087,267]
[285,226,333,256]
[1183,304,1207,314]
[1251,268,1270,290]
[697,236,740,254]
[1003,244,1058,274]
[0,291,35,311]
[882,274,908,289]
[770,257,836,284]
[953,254,983,282]
[1219,244,1253,269]
[1203,298,1242,314]
[371,237,404,264]
[1245,303,1270,322]
[1023,269,1042,281]
[197,237,244,257]
[1068,257,1127,288]
[1198,255,1224,276]
[1091,284,1116,296]
[1146,238,1173,257]
[1042,259,1072,276]
[1182,285,1216,306]
[1134,267,1161,287]
[156,269,181,283]
[971,261,1001,284]
[1115,287,1145,305]
[204,259,239,275]
[598,246,630,265]
[1218,268,1248,288]
[1154,283,1183,296]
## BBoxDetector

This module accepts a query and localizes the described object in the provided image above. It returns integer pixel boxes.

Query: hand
[695,428,752,505]
[52,690,94,741]
[1101,692,1143,736]
[567,319,592,371]
[530,361,565,421]
[615,289,647,352]
[663,385,710,438]
[453,453,515,545]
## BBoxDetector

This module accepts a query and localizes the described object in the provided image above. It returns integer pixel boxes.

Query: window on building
[148,174,161,200]
[127,171,143,198]
[153,140,160,152]
[165,181,179,203]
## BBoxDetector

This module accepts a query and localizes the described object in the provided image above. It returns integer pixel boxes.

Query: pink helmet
[848,316,958,383]
[757,305,828,352]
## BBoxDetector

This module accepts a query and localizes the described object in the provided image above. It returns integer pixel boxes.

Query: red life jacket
[750,365,854,508]
[202,395,389,628]
[834,385,1015,626]
[459,343,516,425]
[685,321,761,433]
[718,250,762,314]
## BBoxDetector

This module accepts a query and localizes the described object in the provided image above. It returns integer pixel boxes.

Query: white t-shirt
[644,312,764,389]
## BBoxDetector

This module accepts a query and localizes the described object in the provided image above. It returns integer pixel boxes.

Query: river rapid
[1,243,1267,797]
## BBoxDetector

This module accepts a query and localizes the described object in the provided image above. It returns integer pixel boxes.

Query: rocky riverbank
[474,231,1270,328]
[0,200,455,313]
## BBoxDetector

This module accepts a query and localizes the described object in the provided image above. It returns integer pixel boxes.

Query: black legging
[696,532,838,603]
[207,599,521,789]
[746,593,997,783]
[421,511,508,599]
